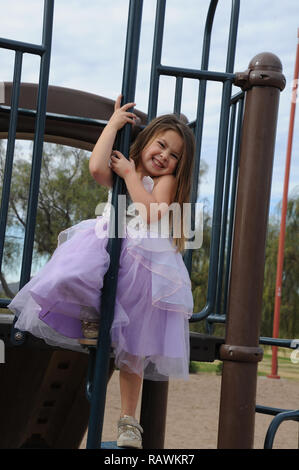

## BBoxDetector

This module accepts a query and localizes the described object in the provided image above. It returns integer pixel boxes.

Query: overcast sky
[1,0,299,214]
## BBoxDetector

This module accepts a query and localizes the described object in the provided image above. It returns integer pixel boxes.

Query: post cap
[248,52,283,73]
[234,52,286,91]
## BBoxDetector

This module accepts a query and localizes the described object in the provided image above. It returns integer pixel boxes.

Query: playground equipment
[269,29,299,379]
[0,0,298,449]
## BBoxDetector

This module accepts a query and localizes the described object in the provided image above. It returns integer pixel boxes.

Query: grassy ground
[258,347,299,381]
[190,346,299,381]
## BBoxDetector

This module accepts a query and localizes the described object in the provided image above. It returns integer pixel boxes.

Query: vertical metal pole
[187,0,239,306]
[217,53,285,449]
[8,0,55,346]
[183,0,218,277]
[20,0,55,287]
[0,51,23,270]
[215,103,237,315]
[191,78,234,322]
[222,95,244,316]
[147,0,166,121]
[268,29,299,379]
[173,77,183,115]
[140,0,168,449]
[225,0,240,74]
[86,0,143,449]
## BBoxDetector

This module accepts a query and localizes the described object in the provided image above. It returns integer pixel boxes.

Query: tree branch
[9,198,26,227]
[0,271,15,298]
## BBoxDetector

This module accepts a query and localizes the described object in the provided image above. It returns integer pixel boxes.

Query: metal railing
[0,0,245,449]
[147,0,242,326]
[0,0,293,451]
[0,0,54,289]
[256,337,299,449]
[85,0,144,449]
[256,404,299,449]
[0,0,54,344]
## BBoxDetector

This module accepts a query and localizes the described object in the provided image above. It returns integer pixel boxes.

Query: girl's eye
[158,141,165,148]
[171,154,178,159]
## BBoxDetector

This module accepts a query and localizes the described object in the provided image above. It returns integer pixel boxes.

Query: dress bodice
[98,176,171,237]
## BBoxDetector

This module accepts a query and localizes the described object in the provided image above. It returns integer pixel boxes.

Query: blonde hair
[129,114,195,253]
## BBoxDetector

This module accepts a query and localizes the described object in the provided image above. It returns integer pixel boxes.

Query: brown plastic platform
[0,317,90,449]
[0,82,147,150]
[0,315,118,449]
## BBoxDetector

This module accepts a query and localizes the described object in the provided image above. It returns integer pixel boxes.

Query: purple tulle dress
[8,176,193,380]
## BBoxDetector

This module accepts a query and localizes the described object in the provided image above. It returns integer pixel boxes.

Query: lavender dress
[8,176,193,380]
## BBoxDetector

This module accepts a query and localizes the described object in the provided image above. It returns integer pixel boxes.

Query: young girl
[8,95,195,449]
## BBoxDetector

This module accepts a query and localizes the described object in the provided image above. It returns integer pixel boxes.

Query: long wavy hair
[129,114,195,253]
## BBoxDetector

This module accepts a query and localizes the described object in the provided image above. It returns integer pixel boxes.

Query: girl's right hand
[108,94,137,131]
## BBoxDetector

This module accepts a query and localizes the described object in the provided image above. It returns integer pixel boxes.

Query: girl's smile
[138,130,183,178]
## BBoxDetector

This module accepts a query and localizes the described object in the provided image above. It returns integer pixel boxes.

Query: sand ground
[80,370,299,449]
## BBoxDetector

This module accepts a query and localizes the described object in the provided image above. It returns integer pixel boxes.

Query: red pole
[268,29,299,379]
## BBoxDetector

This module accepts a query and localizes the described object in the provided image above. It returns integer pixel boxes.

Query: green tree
[261,220,279,337]
[261,191,299,338]
[280,194,299,338]
[189,206,212,334]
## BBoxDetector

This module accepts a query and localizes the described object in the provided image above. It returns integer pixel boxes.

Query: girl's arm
[110,150,177,224]
[89,95,137,187]
[127,174,177,224]
[125,172,177,204]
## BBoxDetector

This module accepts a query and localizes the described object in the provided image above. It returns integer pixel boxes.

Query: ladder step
[78,338,97,347]
[101,441,119,449]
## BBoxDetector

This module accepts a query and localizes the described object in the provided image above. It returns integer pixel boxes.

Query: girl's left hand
[110,150,136,179]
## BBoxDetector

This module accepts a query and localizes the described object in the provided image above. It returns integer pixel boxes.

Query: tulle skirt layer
[8,216,193,380]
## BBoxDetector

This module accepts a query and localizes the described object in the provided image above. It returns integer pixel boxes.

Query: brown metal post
[140,379,169,449]
[217,53,285,449]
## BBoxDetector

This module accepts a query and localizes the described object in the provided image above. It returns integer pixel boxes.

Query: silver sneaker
[117,415,143,449]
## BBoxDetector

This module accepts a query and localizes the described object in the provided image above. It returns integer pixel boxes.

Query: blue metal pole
[20,0,55,288]
[0,51,23,272]
[190,0,240,321]
[147,0,166,122]
[86,0,143,449]
[183,0,219,276]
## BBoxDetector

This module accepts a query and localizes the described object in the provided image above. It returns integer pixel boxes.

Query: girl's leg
[118,368,143,448]
[119,368,142,418]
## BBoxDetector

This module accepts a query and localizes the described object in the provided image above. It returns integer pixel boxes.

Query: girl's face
[138,130,183,178]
